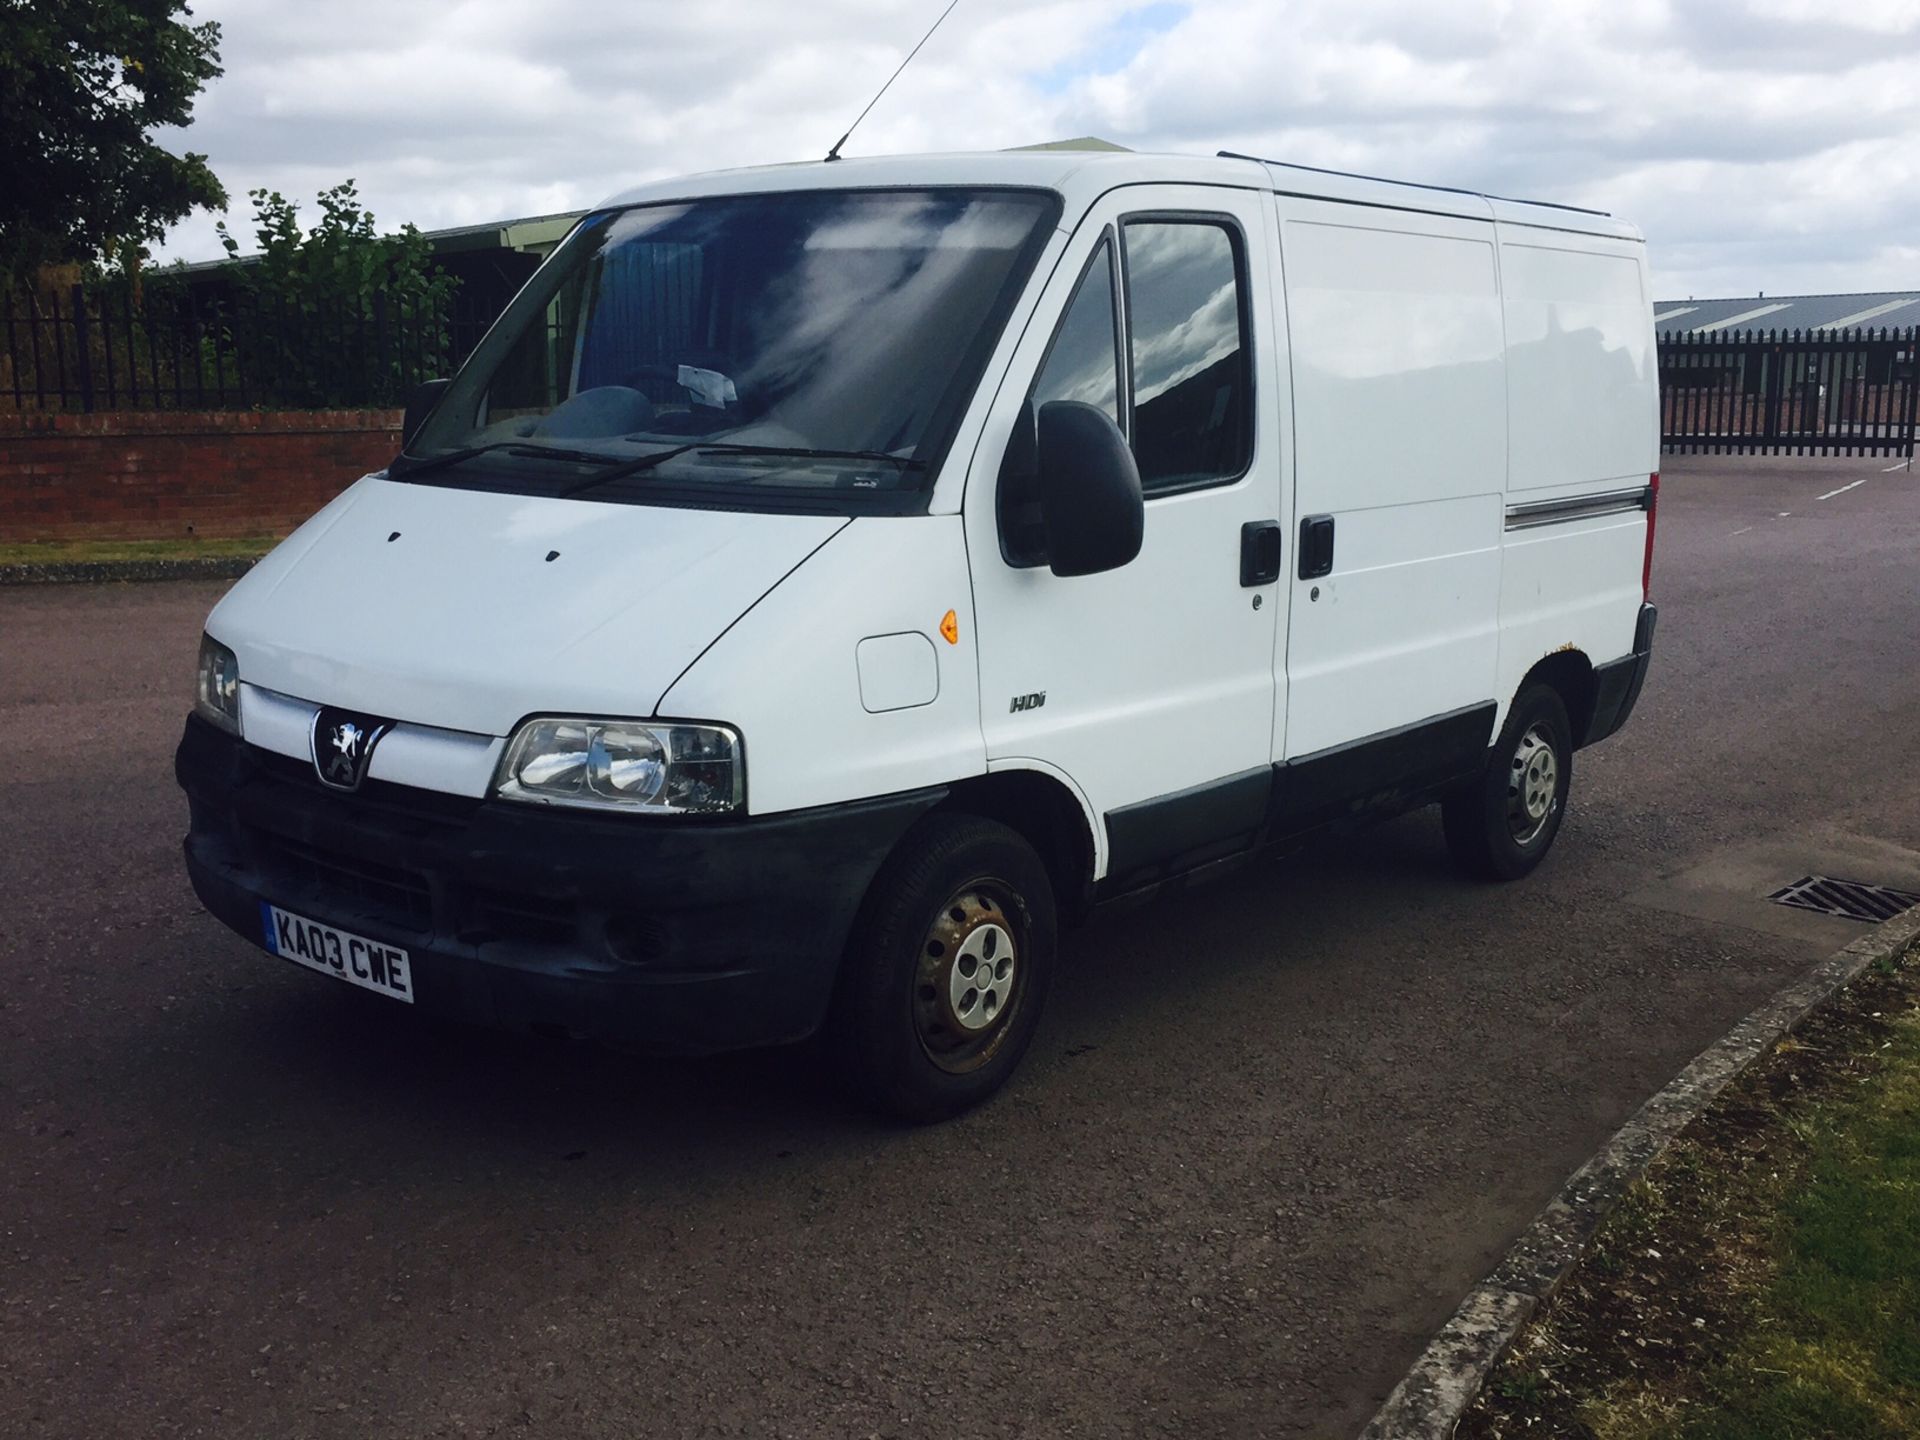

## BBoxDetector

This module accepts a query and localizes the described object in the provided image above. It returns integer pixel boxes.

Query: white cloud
[156,0,1920,298]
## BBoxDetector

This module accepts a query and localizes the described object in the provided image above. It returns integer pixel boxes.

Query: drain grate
[1768,875,1920,923]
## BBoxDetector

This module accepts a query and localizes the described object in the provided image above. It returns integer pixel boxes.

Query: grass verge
[1460,934,1920,1439]
[0,536,277,565]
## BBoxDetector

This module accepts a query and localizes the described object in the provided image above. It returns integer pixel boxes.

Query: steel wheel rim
[913,881,1024,1075]
[1506,721,1560,845]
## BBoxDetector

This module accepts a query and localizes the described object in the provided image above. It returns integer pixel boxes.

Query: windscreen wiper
[391,440,614,479]
[694,444,926,471]
[557,442,924,500]
[556,441,711,497]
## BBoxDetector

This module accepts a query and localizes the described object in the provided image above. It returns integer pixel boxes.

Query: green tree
[0,0,226,283]
[214,182,460,407]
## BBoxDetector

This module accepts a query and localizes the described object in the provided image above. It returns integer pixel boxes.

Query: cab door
[964,185,1289,889]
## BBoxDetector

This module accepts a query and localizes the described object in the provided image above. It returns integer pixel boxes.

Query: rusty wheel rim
[912,881,1025,1075]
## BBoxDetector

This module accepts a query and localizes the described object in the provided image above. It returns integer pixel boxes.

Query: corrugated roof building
[1654,291,1920,337]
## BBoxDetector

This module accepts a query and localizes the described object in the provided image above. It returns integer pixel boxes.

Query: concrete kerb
[0,556,259,585]
[1359,905,1920,1440]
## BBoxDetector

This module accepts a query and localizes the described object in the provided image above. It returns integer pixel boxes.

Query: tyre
[1442,683,1574,882]
[829,814,1056,1123]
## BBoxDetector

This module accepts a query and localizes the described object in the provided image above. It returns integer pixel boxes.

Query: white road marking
[1815,478,1869,501]
[1729,525,1753,536]
[1777,511,1792,517]
[1884,460,1911,472]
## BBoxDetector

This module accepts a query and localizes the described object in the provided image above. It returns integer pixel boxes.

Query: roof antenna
[824,0,963,162]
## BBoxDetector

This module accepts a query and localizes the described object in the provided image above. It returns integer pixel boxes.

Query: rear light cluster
[1642,471,1659,598]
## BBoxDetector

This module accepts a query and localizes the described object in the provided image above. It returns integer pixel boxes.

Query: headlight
[495,717,743,814]
[195,635,242,734]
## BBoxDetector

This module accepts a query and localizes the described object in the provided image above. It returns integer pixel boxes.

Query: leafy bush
[213,182,458,408]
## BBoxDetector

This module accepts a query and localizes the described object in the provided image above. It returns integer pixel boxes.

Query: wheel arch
[937,764,1100,925]
[1518,648,1600,746]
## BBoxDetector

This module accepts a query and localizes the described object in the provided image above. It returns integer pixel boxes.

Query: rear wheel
[829,814,1056,1123]
[1442,683,1573,881]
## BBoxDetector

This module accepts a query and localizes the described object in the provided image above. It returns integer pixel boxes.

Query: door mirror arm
[995,400,1050,568]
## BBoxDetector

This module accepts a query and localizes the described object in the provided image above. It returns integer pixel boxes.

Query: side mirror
[1035,400,1145,577]
[401,378,452,449]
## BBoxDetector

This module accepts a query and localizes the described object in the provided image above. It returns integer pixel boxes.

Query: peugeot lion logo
[310,707,393,792]
[328,721,366,780]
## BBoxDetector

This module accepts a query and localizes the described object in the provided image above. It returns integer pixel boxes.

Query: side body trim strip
[1104,766,1272,889]
[1096,702,1500,900]
[1270,701,1498,839]
[1505,485,1653,532]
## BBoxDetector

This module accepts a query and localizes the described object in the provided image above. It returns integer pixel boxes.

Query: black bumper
[1584,603,1658,747]
[175,716,943,1053]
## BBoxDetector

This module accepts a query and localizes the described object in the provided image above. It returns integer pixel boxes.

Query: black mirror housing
[1035,401,1145,577]
[401,378,452,450]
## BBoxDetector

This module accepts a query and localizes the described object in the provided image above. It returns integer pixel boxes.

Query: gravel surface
[3,456,1918,1438]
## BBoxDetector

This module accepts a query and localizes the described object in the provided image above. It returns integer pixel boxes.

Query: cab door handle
[1240,520,1283,586]
[1298,514,1335,580]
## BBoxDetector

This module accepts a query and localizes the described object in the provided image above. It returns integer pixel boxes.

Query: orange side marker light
[939,609,960,645]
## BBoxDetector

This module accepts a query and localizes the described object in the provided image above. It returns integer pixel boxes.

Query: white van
[178,149,1659,1120]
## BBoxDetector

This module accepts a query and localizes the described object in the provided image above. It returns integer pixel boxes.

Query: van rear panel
[1498,234,1659,496]
[1492,225,1658,718]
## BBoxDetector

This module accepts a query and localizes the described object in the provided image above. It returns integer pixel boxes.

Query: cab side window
[1122,220,1251,493]
[1032,239,1122,427]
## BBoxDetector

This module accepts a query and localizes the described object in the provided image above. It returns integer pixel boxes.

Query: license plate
[259,902,414,1004]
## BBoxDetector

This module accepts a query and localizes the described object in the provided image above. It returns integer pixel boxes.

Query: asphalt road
[5,455,1919,1439]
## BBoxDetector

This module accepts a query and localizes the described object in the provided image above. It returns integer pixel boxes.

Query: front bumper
[175,716,943,1052]
[1584,602,1658,747]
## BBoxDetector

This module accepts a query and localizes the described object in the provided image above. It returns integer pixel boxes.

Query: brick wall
[0,409,402,543]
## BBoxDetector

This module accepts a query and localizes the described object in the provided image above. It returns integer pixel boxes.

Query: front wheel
[829,814,1056,1123]
[1442,683,1574,882]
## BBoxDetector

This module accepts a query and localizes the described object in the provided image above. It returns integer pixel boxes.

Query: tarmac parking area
[4,454,1919,1438]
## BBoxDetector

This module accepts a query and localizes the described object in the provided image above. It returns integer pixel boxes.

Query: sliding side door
[1273,197,1507,827]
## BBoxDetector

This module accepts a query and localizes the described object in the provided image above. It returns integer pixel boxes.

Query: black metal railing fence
[1659,326,1918,458]
[1,282,494,413]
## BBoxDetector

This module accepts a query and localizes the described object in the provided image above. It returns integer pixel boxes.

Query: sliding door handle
[1298,514,1335,580]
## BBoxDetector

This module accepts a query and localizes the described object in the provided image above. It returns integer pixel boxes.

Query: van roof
[596,149,1642,243]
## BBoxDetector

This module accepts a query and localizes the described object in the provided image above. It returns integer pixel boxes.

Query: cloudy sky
[155,0,1920,300]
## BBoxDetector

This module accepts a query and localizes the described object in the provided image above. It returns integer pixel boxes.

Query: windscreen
[401,187,1058,512]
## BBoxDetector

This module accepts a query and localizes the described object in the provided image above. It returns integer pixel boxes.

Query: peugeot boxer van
[177,149,1658,1120]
